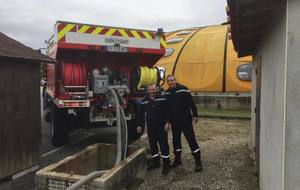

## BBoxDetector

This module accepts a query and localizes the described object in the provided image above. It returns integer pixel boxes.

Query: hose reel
[135,66,166,90]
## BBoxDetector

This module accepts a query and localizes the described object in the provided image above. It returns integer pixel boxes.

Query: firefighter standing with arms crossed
[164,75,203,172]
[137,84,171,175]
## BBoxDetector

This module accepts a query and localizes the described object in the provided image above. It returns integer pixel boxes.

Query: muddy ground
[137,118,258,190]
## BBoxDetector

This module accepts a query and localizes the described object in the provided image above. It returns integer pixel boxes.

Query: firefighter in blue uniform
[164,75,203,172]
[137,84,171,175]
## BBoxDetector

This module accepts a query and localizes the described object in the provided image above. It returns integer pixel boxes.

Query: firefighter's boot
[162,158,170,175]
[193,151,203,172]
[170,152,182,168]
[147,156,160,171]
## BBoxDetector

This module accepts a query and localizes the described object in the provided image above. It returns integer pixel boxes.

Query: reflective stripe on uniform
[154,98,166,101]
[152,153,160,158]
[161,155,170,158]
[141,101,149,104]
[175,149,182,152]
[192,148,200,153]
[175,89,190,93]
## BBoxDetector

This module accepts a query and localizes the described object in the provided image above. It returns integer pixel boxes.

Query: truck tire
[43,93,51,122]
[50,105,69,147]
[44,108,51,122]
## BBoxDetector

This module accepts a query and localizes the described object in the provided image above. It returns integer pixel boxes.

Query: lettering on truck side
[105,37,129,45]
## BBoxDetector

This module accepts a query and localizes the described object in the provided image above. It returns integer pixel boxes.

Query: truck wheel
[50,105,69,147]
[43,93,51,122]
[44,108,51,122]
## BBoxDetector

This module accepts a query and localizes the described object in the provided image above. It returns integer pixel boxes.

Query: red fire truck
[44,21,166,146]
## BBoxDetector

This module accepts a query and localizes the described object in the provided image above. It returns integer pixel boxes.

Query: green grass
[198,107,251,118]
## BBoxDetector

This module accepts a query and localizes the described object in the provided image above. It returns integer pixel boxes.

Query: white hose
[119,104,128,160]
[66,88,128,190]
[109,88,122,165]
[65,170,108,190]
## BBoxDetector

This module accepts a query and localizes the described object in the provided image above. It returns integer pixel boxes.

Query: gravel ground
[137,118,258,190]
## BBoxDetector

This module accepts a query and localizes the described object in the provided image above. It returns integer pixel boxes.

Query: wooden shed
[0,32,54,179]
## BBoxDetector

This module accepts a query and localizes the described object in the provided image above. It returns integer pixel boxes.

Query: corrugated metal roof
[0,32,55,63]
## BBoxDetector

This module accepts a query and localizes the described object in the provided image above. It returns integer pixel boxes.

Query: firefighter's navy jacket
[138,94,169,129]
[164,83,198,124]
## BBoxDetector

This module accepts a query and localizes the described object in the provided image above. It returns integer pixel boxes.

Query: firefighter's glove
[164,122,171,132]
[193,117,199,125]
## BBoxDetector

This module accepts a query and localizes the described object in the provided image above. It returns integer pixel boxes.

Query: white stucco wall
[252,1,287,190]
[253,1,300,189]
[284,0,300,189]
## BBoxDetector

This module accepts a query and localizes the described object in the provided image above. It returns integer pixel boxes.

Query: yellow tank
[155,25,252,92]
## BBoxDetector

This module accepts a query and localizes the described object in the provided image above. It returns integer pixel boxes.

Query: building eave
[227,0,276,57]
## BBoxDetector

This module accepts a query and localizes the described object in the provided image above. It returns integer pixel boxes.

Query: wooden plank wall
[0,60,41,179]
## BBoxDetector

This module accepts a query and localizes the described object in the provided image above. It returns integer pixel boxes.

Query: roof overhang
[0,55,56,64]
[0,32,56,64]
[227,0,277,57]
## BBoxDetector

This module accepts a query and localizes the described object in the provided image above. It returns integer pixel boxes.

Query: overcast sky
[0,0,227,49]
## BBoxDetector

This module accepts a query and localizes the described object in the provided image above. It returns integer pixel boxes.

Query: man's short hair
[166,75,176,81]
[147,84,156,89]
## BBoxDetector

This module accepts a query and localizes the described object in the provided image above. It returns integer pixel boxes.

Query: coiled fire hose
[136,66,166,89]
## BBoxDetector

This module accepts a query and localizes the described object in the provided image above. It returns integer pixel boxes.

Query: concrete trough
[35,143,147,190]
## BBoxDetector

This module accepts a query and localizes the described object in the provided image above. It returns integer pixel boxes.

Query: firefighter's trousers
[171,121,201,158]
[148,125,170,165]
